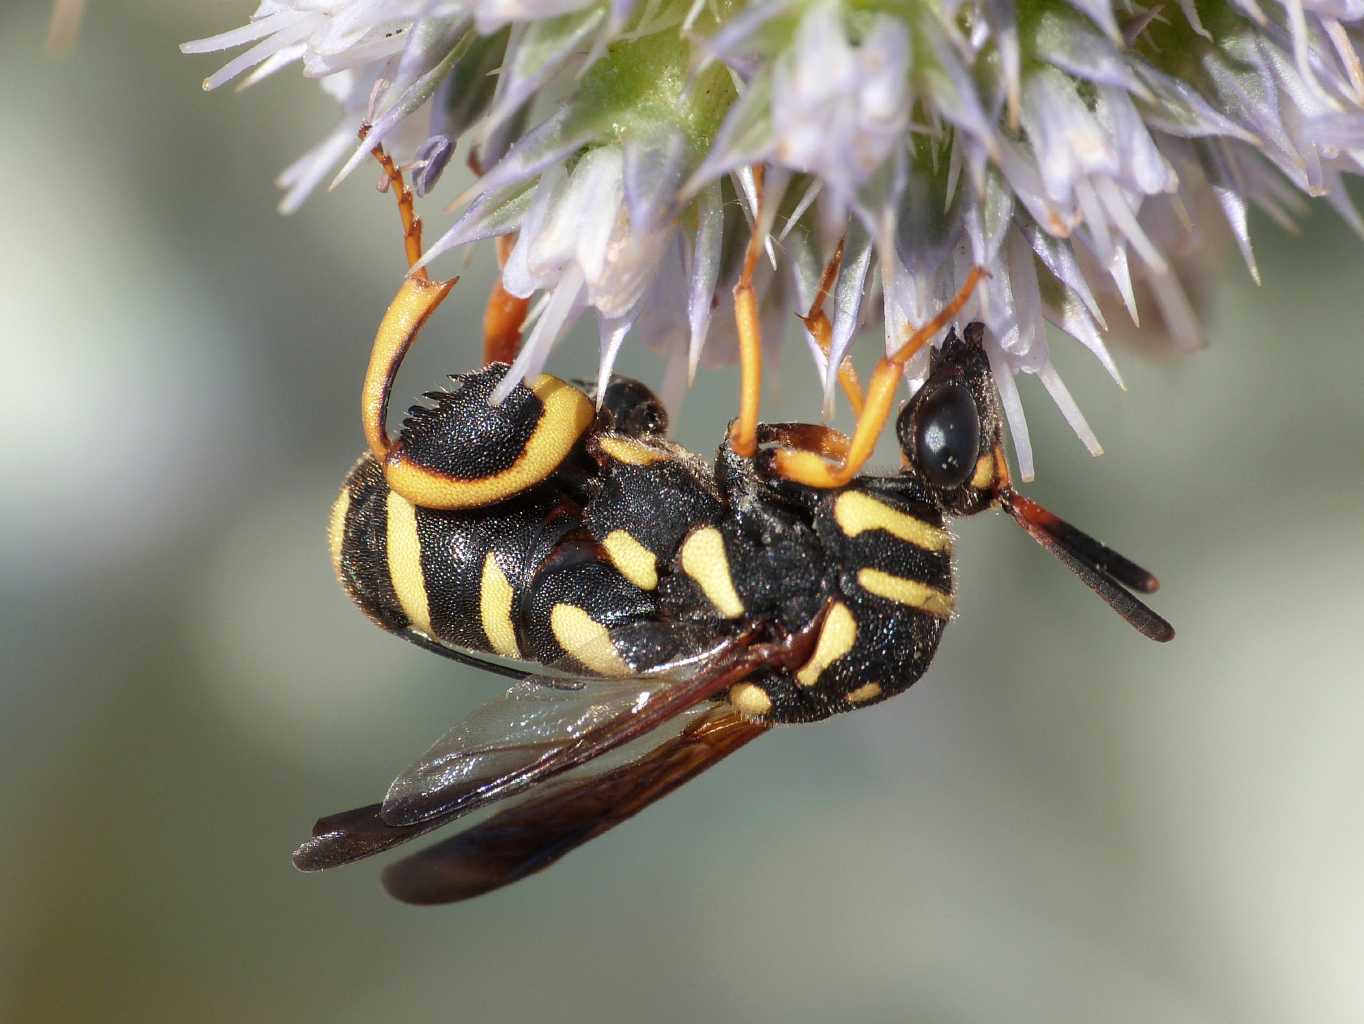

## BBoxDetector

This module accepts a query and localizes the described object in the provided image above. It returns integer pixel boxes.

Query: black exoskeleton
[308,323,1174,904]
[332,327,1164,725]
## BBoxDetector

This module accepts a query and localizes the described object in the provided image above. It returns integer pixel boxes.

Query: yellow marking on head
[549,603,630,677]
[680,526,745,619]
[833,491,951,552]
[602,530,658,591]
[479,552,521,659]
[845,681,883,705]
[970,453,994,490]
[729,682,772,718]
[796,601,858,686]
[597,434,672,466]
[385,490,432,634]
[856,568,954,618]
[327,486,351,578]
[385,374,595,510]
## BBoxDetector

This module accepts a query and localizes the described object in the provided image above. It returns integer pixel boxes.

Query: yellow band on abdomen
[385,490,432,634]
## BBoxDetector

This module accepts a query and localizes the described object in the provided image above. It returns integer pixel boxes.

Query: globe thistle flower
[185,0,1364,478]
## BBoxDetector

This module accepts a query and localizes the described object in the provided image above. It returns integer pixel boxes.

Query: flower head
[186,0,1364,477]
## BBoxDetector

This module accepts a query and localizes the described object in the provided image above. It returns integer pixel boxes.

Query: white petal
[181,10,303,55]
[984,337,1035,481]
[200,18,317,90]
[1042,290,1124,389]
[687,183,725,380]
[1037,360,1103,457]
[418,183,536,267]
[825,225,874,418]
[453,107,595,210]
[501,164,569,297]
[492,268,586,404]
[596,312,638,404]
[624,130,688,234]
[481,8,605,134]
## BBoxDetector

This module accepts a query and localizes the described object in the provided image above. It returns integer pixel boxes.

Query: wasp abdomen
[329,455,412,635]
[584,433,725,595]
[331,453,584,656]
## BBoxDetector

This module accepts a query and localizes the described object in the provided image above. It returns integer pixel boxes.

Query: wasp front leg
[765,266,989,489]
[727,167,773,459]
[798,236,866,417]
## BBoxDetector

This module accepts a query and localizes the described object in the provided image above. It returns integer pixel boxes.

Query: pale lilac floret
[185,0,1364,478]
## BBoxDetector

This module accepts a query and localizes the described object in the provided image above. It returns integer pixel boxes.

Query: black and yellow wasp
[295,145,1173,904]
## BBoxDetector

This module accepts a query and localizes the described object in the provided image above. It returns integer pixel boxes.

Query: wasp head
[895,322,1006,516]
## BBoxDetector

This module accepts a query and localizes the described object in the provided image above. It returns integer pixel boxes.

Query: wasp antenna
[1000,489,1175,643]
[1005,491,1161,593]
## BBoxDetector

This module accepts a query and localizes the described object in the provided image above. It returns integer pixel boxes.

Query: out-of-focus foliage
[2,4,1363,1022]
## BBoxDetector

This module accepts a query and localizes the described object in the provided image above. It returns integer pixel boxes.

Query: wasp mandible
[295,144,1173,904]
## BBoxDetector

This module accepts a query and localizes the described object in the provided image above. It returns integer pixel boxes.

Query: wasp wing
[381,705,768,904]
[293,625,763,872]
[379,624,756,827]
[292,702,715,871]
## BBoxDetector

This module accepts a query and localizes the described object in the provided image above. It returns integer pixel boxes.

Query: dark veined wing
[293,623,770,873]
[380,623,757,827]
[291,701,718,872]
[381,705,768,904]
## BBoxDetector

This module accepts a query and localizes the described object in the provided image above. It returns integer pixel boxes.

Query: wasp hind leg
[359,134,458,467]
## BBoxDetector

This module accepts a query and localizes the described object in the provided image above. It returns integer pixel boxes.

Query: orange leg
[483,234,529,365]
[770,266,989,488]
[727,166,767,459]
[798,236,865,417]
[367,132,427,277]
[359,134,458,463]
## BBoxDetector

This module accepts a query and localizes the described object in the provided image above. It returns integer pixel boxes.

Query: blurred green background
[4,3,1364,1022]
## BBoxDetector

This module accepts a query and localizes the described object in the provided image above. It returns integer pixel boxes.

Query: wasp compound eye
[908,382,980,489]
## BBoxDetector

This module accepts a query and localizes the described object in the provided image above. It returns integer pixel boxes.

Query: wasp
[295,145,1173,904]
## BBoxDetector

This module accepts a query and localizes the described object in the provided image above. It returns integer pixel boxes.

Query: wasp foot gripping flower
[186,0,1364,478]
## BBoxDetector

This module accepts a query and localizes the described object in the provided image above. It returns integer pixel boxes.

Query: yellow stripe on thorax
[385,490,432,633]
[602,530,658,590]
[479,552,521,659]
[834,491,950,552]
[680,527,745,619]
[385,375,594,510]
[549,604,630,676]
[796,601,857,686]
[856,568,954,619]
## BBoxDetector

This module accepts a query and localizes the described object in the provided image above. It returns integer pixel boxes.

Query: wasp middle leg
[482,234,529,366]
